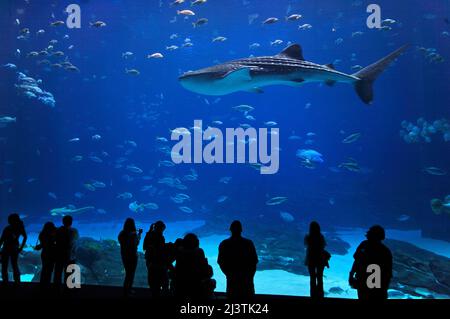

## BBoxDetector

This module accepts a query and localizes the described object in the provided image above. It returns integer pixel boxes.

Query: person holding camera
[118,218,143,297]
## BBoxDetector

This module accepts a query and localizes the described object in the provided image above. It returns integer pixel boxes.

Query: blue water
[0,0,449,295]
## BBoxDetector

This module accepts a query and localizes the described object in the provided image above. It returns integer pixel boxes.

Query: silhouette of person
[118,218,142,296]
[0,213,27,284]
[175,233,215,299]
[167,238,183,294]
[349,225,393,300]
[304,221,329,299]
[36,222,57,288]
[218,220,258,299]
[143,220,168,297]
[54,215,79,287]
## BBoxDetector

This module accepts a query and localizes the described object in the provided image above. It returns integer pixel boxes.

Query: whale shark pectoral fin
[245,87,264,93]
[289,78,305,86]
[325,79,336,86]
[219,67,252,81]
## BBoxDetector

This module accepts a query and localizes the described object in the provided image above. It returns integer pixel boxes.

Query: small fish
[129,201,145,213]
[90,21,106,28]
[217,195,228,203]
[280,211,295,222]
[342,132,362,143]
[84,183,96,191]
[126,165,143,174]
[423,167,447,176]
[71,155,83,162]
[192,18,208,27]
[233,104,254,113]
[92,180,106,188]
[147,52,164,59]
[179,206,193,213]
[91,134,102,141]
[191,0,207,5]
[2,63,17,69]
[218,177,232,184]
[382,18,397,25]
[0,116,16,123]
[50,21,65,27]
[74,192,84,199]
[177,10,195,16]
[270,39,283,46]
[144,202,159,210]
[89,156,103,163]
[397,214,411,222]
[286,14,302,21]
[339,158,360,172]
[262,17,279,25]
[48,192,57,200]
[212,36,227,42]
[122,52,134,59]
[352,31,364,37]
[65,65,80,72]
[264,121,277,126]
[159,160,175,167]
[298,23,312,30]
[68,138,80,142]
[117,192,133,200]
[125,68,140,76]
[266,196,288,206]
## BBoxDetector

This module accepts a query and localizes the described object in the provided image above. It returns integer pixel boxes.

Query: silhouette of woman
[36,222,57,287]
[0,213,27,284]
[143,221,168,297]
[118,218,142,296]
[304,221,329,298]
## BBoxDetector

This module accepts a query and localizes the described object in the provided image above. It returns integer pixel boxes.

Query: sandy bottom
[21,220,450,299]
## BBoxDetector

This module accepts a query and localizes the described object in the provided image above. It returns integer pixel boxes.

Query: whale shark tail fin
[353,44,409,104]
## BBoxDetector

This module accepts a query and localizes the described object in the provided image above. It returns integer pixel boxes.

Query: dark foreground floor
[0,283,447,318]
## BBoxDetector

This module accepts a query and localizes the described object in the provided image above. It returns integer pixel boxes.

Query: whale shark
[179,43,408,104]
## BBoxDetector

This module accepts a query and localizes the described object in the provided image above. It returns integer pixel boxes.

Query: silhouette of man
[54,215,79,287]
[349,225,393,300]
[0,214,27,284]
[218,221,258,299]
[143,221,168,297]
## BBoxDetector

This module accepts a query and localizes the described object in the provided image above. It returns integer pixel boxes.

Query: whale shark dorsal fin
[220,67,251,81]
[278,44,304,60]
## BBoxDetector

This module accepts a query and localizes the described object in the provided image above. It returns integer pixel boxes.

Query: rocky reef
[385,239,450,298]
[192,218,350,276]
[15,233,450,298]
[20,238,149,287]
